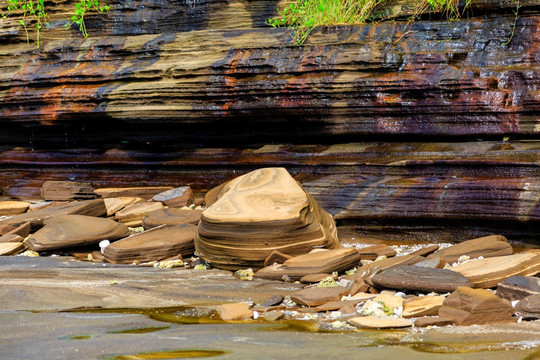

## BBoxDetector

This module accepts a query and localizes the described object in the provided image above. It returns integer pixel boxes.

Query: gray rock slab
[0,256,302,311]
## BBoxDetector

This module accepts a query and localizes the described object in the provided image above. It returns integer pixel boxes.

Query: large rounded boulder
[195,167,340,270]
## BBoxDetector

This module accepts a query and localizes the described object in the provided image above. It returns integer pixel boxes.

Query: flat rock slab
[413,316,455,327]
[0,256,304,311]
[196,168,340,270]
[0,201,30,216]
[103,224,197,264]
[348,316,412,329]
[452,253,540,289]
[290,286,349,307]
[142,208,203,229]
[403,296,446,318]
[115,202,164,226]
[356,244,397,260]
[497,276,540,301]
[95,187,174,200]
[40,181,95,201]
[3,222,31,238]
[515,294,540,320]
[25,215,130,252]
[438,287,515,326]
[371,265,472,293]
[152,186,194,207]
[0,242,25,255]
[0,199,107,229]
[254,248,361,281]
[217,302,253,321]
[361,254,424,273]
[0,234,24,243]
[427,235,513,264]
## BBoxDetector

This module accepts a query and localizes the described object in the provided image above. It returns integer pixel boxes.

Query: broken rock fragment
[348,316,412,329]
[142,208,203,229]
[95,186,173,200]
[25,214,130,252]
[438,287,515,325]
[497,276,540,301]
[40,181,95,201]
[515,294,540,320]
[195,168,340,270]
[427,235,512,264]
[451,253,540,288]
[0,201,31,216]
[152,186,194,207]
[371,265,472,293]
[290,286,349,307]
[103,224,197,264]
[254,248,361,281]
[217,302,253,321]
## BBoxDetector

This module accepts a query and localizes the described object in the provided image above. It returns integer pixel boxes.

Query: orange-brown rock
[196,168,340,270]
[402,296,446,318]
[217,302,253,321]
[356,244,397,260]
[95,187,173,200]
[438,287,515,325]
[290,286,349,307]
[152,186,194,207]
[371,265,472,293]
[142,208,203,229]
[427,235,513,264]
[0,201,30,216]
[25,214,130,251]
[452,253,540,289]
[40,181,95,201]
[0,200,107,229]
[263,250,293,267]
[114,202,164,227]
[255,248,361,281]
[103,224,197,264]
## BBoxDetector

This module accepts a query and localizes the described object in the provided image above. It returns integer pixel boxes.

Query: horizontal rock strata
[0,0,539,243]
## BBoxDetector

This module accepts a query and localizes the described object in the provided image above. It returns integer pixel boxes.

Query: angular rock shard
[427,235,513,264]
[0,199,107,229]
[103,224,197,264]
[348,316,412,329]
[114,202,164,227]
[497,276,540,301]
[195,168,340,270]
[0,201,30,216]
[254,248,361,281]
[452,253,540,289]
[95,187,173,200]
[438,287,515,326]
[403,296,446,318]
[371,265,472,293]
[25,214,130,252]
[152,186,194,207]
[40,181,95,201]
[142,208,203,229]
[515,294,540,320]
[0,242,26,255]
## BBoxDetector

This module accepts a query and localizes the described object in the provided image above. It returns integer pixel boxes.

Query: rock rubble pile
[0,168,539,330]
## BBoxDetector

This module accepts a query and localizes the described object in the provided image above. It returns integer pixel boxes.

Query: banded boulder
[195,168,340,270]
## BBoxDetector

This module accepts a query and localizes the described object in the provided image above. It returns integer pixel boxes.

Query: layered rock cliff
[0,0,539,243]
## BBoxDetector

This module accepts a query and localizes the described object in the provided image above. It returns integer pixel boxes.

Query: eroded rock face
[195,168,340,270]
[0,0,538,244]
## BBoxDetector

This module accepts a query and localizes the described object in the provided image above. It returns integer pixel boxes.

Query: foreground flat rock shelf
[0,256,303,311]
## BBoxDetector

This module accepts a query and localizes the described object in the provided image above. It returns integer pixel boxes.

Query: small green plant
[503,0,521,45]
[268,0,478,44]
[1,0,48,46]
[1,0,109,47]
[65,0,109,38]
[267,0,383,44]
